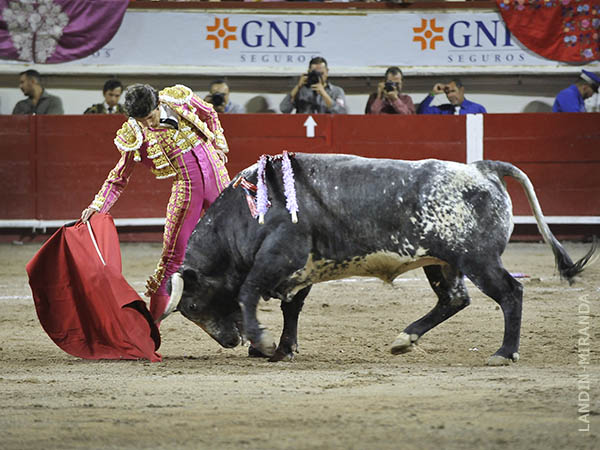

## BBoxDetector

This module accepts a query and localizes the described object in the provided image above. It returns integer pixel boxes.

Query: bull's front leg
[269,286,311,362]
[238,285,277,357]
[240,231,311,359]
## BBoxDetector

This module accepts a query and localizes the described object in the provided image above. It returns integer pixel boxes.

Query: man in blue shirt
[417,78,486,115]
[552,69,600,113]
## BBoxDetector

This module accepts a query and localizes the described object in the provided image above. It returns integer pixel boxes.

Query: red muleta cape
[26,213,161,362]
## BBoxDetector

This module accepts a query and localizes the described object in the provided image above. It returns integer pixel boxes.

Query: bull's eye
[189,303,198,311]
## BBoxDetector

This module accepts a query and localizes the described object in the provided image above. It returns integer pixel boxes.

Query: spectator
[280,56,347,114]
[12,69,63,115]
[365,66,415,115]
[84,78,126,114]
[245,95,276,113]
[417,78,486,115]
[204,80,245,113]
[81,83,231,326]
[552,69,600,113]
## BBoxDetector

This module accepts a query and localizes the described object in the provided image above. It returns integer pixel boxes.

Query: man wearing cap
[552,69,600,112]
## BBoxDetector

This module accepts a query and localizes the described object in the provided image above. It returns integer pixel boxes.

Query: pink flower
[281,151,298,223]
[256,155,269,223]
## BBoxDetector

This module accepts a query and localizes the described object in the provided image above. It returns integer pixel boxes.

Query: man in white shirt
[84,79,126,114]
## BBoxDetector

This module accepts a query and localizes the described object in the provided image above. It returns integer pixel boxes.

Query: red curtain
[26,213,161,362]
[497,0,600,62]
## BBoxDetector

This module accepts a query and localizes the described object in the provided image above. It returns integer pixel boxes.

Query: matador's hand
[81,208,96,223]
[216,149,228,164]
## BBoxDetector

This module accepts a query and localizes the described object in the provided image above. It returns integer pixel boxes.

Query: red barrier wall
[1,114,598,228]
[0,115,37,219]
[222,114,467,178]
[483,113,600,216]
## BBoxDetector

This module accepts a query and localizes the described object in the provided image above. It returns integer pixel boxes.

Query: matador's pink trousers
[148,144,221,322]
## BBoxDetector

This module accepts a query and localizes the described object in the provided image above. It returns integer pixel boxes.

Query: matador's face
[136,107,160,129]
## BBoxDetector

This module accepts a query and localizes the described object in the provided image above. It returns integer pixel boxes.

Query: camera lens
[211,92,225,107]
[384,81,396,92]
[305,70,321,86]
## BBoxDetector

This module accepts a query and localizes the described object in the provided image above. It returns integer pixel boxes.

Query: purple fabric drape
[0,0,129,64]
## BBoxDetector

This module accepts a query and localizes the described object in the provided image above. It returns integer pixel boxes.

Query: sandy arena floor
[0,240,598,450]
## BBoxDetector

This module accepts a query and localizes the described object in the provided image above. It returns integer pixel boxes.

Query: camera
[384,81,398,92]
[210,92,226,107]
[305,70,322,86]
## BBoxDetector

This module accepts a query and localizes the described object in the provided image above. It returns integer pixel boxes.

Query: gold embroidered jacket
[89,85,230,212]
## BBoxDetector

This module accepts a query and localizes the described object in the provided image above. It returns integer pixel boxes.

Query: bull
[165,153,596,365]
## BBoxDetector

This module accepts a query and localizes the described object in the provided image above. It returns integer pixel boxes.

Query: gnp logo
[206,18,237,49]
[412,18,526,64]
[413,19,444,50]
[206,16,320,64]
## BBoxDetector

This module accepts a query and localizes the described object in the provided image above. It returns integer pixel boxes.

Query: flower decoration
[2,0,68,63]
[497,0,599,61]
[582,47,594,57]
[281,151,298,224]
[0,0,129,64]
[577,4,590,13]
[256,155,269,224]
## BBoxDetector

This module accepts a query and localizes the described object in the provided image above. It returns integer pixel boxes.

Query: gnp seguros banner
[53,10,592,73]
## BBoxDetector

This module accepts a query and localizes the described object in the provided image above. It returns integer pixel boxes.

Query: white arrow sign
[303,115,317,138]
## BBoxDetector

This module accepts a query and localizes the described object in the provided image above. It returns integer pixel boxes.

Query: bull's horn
[157,272,184,322]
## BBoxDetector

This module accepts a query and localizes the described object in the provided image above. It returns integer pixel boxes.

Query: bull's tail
[475,160,598,284]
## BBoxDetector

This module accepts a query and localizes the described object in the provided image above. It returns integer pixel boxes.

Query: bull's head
[169,269,243,348]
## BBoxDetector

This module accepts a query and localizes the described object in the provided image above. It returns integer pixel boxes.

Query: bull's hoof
[253,331,276,357]
[390,332,419,355]
[248,345,269,358]
[268,348,295,362]
[487,352,519,366]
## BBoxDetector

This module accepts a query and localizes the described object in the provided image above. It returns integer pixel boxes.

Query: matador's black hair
[123,83,158,118]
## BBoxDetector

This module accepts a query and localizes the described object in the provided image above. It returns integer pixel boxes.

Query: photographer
[417,78,486,115]
[204,80,245,114]
[280,56,347,114]
[365,66,415,115]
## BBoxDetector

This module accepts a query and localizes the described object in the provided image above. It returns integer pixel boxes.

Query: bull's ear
[182,268,199,285]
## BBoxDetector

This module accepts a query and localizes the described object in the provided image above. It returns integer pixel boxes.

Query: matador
[81,84,230,326]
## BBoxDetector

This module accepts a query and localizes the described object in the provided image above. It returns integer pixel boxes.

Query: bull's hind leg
[391,264,470,354]
[269,286,311,362]
[464,261,523,366]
